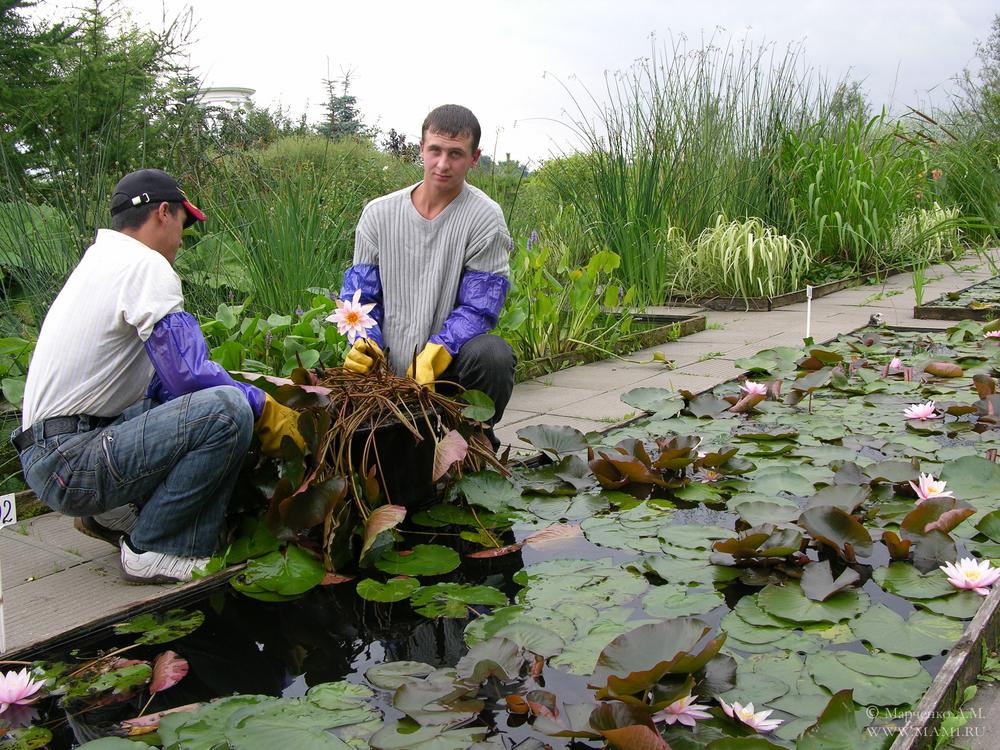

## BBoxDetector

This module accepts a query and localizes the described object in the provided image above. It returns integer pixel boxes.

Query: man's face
[159,202,187,263]
[420,129,480,194]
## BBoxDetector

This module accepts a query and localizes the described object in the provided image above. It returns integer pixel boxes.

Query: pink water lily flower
[904,401,940,420]
[653,694,713,727]
[740,381,768,397]
[719,698,783,733]
[0,668,43,713]
[888,356,904,372]
[985,331,1000,340]
[908,473,954,503]
[940,558,1000,596]
[326,289,376,343]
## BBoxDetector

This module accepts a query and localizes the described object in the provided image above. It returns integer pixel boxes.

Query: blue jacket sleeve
[430,270,509,356]
[144,312,265,419]
[340,264,384,347]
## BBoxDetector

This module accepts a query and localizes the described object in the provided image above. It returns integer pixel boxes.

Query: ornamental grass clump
[672,215,812,299]
[890,202,963,265]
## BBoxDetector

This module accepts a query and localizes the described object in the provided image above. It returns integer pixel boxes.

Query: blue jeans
[15,386,254,556]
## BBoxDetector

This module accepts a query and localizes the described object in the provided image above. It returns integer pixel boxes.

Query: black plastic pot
[350,414,436,507]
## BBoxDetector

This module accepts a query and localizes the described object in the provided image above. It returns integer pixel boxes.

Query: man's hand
[256,394,305,456]
[344,338,383,375]
[407,342,452,391]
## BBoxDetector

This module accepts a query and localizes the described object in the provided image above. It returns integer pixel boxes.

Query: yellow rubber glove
[344,338,383,375]
[407,342,452,391]
[256,394,305,456]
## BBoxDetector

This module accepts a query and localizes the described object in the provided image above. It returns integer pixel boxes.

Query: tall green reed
[552,34,828,302]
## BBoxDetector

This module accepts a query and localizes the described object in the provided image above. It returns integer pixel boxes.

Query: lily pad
[806,651,931,707]
[365,660,435,690]
[850,604,964,657]
[409,583,507,618]
[621,387,684,416]
[642,584,725,618]
[941,455,1000,499]
[356,576,420,603]
[113,608,205,645]
[374,545,461,576]
[757,581,870,624]
[872,562,954,599]
[796,689,883,750]
[516,424,588,458]
[918,590,984,619]
[800,560,861,602]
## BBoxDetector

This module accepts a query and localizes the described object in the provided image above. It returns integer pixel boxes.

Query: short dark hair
[421,105,481,151]
[111,201,182,232]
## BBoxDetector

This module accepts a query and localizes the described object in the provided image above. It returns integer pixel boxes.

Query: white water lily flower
[326,289,376,343]
[719,698,783,733]
[940,558,1000,596]
[903,401,940,420]
[908,473,954,503]
[652,694,712,727]
[0,668,43,713]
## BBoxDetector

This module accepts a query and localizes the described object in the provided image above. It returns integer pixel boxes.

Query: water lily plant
[719,698,783,733]
[908,473,954,503]
[940,558,1000,596]
[0,668,43,713]
[652,694,712,727]
[326,289,376,343]
[903,400,940,420]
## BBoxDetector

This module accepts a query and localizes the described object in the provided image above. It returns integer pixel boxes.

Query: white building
[196,87,255,112]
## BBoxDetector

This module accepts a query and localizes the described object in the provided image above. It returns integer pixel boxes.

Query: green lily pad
[516,424,589,458]
[620,387,684,415]
[975,509,1000,542]
[642,584,725,618]
[850,604,964,657]
[757,581,870,624]
[356,576,420,603]
[455,470,523,512]
[638,555,742,585]
[750,466,816,496]
[658,525,734,549]
[872,562,954,599]
[409,583,507,618]
[796,689,884,750]
[364,661,435,690]
[492,622,566,657]
[460,389,496,422]
[807,651,931,707]
[369,720,491,749]
[113,608,205,645]
[941,455,1000,499]
[374,544,461,576]
[917,590,984,619]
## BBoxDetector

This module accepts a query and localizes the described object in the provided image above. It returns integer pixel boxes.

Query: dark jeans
[15,386,254,556]
[439,334,515,450]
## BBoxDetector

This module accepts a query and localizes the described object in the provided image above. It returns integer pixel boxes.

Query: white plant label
[0,493,15,528]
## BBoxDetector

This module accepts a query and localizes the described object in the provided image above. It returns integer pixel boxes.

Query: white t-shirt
[21,229,184,428]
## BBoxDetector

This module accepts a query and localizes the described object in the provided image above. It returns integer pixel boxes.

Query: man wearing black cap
[13,169,302,584]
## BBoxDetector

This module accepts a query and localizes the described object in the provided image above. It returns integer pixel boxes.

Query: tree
[316,69,373,141]
[381,128,419,161]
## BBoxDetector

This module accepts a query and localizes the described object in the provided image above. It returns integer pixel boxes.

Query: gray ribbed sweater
[354,182,511,374]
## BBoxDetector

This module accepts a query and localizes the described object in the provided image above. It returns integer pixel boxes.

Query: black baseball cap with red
[110,169,207,228]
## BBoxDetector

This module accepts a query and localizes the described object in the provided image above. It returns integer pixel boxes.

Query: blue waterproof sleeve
[430,270,509,356]
[144,312,265,419]
[340,264,385,347]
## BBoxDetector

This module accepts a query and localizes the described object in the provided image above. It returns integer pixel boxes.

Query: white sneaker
[118,538,210,584]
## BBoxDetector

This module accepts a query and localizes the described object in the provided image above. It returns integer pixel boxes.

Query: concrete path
[1,258,995,657]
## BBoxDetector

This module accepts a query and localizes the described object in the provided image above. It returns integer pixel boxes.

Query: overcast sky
[35,0,997,164]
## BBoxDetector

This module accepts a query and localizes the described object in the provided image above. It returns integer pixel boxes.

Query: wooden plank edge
[890,585,1000,749]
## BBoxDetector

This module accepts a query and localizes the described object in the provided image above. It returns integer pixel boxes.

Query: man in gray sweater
[340,104,514,449]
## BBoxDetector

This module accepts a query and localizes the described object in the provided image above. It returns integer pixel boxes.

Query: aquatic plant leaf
[599,451,665,486]
[640,556,741,585]
[642,584,724,618]
[800,560,861,602]
[374,544,460,576]
[798,506,873,560]
[356,576,420,603]
[918,590,984,619]
[872,562,953,599]
[900,498,973,536]
[359,504,406,567]
[863,460,920,484]
[880,530,911,560]
[492,623,566,658]
[659,524,734,549]
[683,392,734,418]
[410,583,507,618]
[239,545,326,597]
[224,516,282,564]
[455,637,524,683]
[621,387,683,415]
[455,471,523,512]
[431,430,468,482]
[72,739,143,749]
[523,521,583,547]
[459,389,495,422]
[534,702,602,738]
[806,651,931,707]
[589,702,669,750]
[149,650,188,695]
[306,681,374,710]
[804,485,870,512]
[850,604,964,658]
[757,581,869,624]
[713,525,803,559]
[516,424,588,458]
[704,737,786,749]
[940,455,1000,499]
[750,466,816,496]
[796,689,883,750]
[365,661,435,691]
[113,608,205,645]
[591,618,725,697]
[975,509,1000,542]
[366,718,491,749]
[924,361,963,378]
